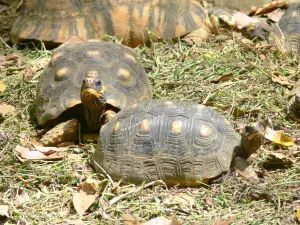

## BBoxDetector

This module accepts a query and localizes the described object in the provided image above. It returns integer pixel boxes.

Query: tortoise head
[207,8,236,31]
[238,123,265,158]
[80,77,107,131]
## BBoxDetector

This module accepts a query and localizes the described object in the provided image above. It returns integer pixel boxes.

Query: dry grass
[0,27,300,225]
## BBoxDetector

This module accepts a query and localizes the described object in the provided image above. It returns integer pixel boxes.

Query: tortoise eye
[82,79,86,84]
[96,80,101,86]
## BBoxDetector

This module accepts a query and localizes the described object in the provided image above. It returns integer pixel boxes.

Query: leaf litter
[1,17,300,224]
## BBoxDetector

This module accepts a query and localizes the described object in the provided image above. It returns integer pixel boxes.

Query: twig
[108,180,167,206]
[93,160,115,186]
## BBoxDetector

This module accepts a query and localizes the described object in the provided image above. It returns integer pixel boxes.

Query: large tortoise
[11,0,236,48]
[92,99,264,187]
[36,40,152,146]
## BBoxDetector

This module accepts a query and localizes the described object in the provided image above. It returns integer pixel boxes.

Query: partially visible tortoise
[11,0,236,48]
[36,40,152,146]
[278,3,300,55]
[92,99,264,187]
[287,80,300,121]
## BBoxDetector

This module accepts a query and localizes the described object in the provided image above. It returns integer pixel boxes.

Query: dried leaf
[272,76,294,88]
[233,12,260,30]
[297,206,300,222]
[0,81,6,93]
[259,54,266,60]
[205,196,214,206]
[267,8,285,22]
[248,0,285,16]
[265,152,294,167]
[15,145,68,160]
[0,204,9,218]
[264,127,294,147]
[0,103,16,116]
[0,55,5,67]
[163,193,196,210]
[212,217,235,225]
[123,213,142,225]
[221,105,260,118]
[210,73,233,83]
[142,217,181,225]
[6,54,21,61]
[233,156,259,182]
[182,27,210,45]
[73,179,101,215]
[15,190,30,205]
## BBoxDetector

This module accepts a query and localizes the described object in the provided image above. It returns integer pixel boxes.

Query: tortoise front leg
[103,110,117,124]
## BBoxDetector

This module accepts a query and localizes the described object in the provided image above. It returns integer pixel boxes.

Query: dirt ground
[0,1,300,225]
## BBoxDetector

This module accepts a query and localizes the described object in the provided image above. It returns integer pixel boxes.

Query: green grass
[0,32,300,224]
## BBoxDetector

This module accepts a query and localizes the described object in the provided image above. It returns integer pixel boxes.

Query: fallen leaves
[212,216,235,225]
[296,205,300,222]
[0,81,6,92]
[73,179,107,216]
[15,145,68,160]
[264,127,294,147]
[272,75,294,88]
[210,73,233,83]
[248,0,285,16]
[123,215,182,225]
[0,103,15,116]
[0,204,9,218]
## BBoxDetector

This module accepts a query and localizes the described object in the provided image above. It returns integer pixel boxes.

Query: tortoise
[287,80,300,121]
[92,99,265,187]
[36,40,152,146]
[11,0,236,48]
[277,3,300,55]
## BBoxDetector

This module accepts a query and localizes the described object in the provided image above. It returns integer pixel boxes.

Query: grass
[0,17,300,225]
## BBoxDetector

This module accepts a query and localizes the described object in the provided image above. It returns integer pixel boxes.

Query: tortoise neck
[81,93,106,131]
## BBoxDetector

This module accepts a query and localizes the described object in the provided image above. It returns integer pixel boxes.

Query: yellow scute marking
[118,68,131,80]
[56,68,68,77]
[87,50,100,56]
[124,53,136,63]
[199,125,212,137]
[141,119,150,131]
[171,120,182,133]
[88,70,98,78]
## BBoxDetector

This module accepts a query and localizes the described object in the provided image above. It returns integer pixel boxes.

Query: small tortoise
[36,40,152,146]
[92,99,264,187]
[11,0,235,48]
[287,80,300,121]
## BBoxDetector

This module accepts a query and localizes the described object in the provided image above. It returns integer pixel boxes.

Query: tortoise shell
[11,0,207,47]
[278,3,300,55]
[36,40,152,126]
[93,99,241,187]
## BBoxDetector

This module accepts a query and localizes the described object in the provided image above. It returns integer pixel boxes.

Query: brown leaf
[233,12,260,30]
[272,76,294,88]
[0,204,9,218]
[259,54,266,60]
[210,73,233,83]
[163,193,196,210]
[123,213,142,225]
[266,152,294,166]
[248,0,285,16]
[205,196,214,206]
[0,55,5,67]
[6,54,21,61]
[15,189,30,206]
[265,127,294,147]
[142,217,182,225]
[213,217,235,225]
[232,156,259,182]
[73,179,101,216]
[267,8,285,22]
[182,27,210,45]
[221,105,260,118]
[0,81,6,93]
[15,145,68,160]
[0,103,16,116]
